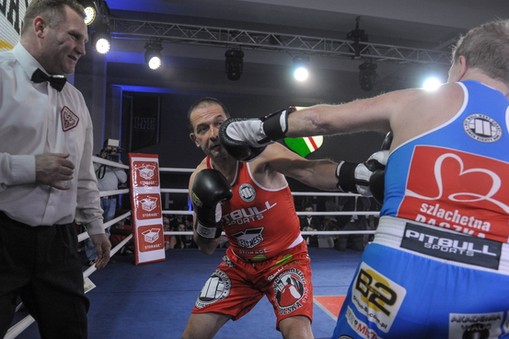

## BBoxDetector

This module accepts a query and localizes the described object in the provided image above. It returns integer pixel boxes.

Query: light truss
[110,17,451,65]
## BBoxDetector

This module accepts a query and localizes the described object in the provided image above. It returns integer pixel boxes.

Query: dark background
[67,0,509,197]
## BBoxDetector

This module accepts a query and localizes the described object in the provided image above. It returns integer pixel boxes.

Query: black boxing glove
[366,151,389,204]
[191,169,232,240]
[367,131,393,204]
[219,118,267,161]
[335,151,389,199]
[335,161,371,196]
[219,107,296,161]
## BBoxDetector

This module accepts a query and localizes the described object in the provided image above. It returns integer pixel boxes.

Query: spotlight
[294,67,309,82]
[422,76,443,91]
[82,0,111,54]
[225,49,244,81]
[292,57,309,82]
[94,30,110,54]
[81,1,98,26]
[347,16,368,59]
[358,60,377,91]
[145,41,163,70]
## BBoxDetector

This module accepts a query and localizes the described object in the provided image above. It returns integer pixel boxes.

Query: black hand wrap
[261,106,296,140]
[335,161,365,194]
[191,169,232,240]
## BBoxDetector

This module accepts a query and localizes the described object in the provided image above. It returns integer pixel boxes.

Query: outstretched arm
[259,143,387,203]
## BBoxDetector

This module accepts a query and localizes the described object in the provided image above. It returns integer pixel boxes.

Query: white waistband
[374,216,509,275]
[288,234,304,249]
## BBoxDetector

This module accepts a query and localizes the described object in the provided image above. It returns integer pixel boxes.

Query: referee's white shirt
[0,43,103,235]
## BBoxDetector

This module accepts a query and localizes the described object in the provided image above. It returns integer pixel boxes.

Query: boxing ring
[5,156,379,339]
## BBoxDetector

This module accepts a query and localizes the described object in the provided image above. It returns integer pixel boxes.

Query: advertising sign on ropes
[128,153,166,264]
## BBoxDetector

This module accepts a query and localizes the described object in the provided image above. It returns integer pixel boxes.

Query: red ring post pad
[129,153,166,265]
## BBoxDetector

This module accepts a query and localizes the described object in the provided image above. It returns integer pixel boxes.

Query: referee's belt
[373,216,509,275]
[101,196,116,200]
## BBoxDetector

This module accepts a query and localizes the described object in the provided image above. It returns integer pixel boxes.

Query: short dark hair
[187,97,230,132]
[22,0,85,34]
[302,203,314,211]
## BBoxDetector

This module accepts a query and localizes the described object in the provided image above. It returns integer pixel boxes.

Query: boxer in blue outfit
[220,19,509,338]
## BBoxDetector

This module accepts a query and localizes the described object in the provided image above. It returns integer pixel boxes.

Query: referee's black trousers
[0,212,89,339]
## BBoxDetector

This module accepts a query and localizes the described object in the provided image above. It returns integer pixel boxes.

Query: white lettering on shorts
[402,222,501,269]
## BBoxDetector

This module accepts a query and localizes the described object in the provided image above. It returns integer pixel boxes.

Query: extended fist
[219,118,268,161]
[219,107,296,161]
[335,150,389,204]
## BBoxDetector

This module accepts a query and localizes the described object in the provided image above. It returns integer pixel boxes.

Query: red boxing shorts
[192,241,313,329]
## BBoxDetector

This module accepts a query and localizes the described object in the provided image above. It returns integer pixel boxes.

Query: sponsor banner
[1,0,31,51]
[129,153,165,265]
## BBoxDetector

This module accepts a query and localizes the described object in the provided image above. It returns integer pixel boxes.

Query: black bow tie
[31,68,67,92]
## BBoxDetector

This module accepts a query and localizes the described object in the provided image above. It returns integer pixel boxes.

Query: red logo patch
[134,193,162,220]
[398,146,509,242]
[137,224,164,252]
[274,268,308,314]
[61,106,79,131]
[132,161,160,187]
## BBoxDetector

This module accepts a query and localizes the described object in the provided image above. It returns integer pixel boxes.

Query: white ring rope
[7,161,379,338]
[77,211,132,243]
[93,155,129,169]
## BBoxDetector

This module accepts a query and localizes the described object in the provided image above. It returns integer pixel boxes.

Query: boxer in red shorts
[182,97,383,339]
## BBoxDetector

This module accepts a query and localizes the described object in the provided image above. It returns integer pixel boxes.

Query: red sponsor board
[129,153,166,264]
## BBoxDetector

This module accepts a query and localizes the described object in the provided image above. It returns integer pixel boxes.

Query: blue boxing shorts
[332,216,509,339]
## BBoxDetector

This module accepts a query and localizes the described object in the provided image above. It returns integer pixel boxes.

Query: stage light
[347,16,368,59]
[422,76,443,91]
[358,60,377,91]
[292,57,309,82]
[81,0,111,54]
[294,66,309,82]
[145,41,163,70]
[225,49,244,81]
[146,51,162,70]
[94,31,110,54]
[82,1,98,26]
